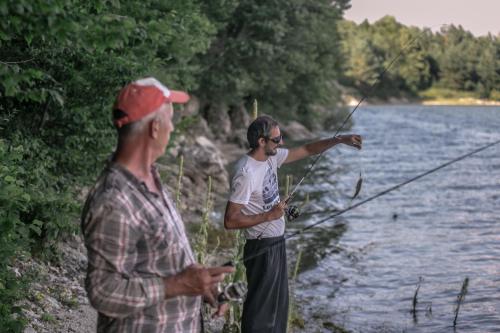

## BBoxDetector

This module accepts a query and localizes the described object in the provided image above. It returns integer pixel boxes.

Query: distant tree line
[338,16,500,100]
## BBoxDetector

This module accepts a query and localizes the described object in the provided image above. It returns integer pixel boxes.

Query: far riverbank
[345,96,500,107]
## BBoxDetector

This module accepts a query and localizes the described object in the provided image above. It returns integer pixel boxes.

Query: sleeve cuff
[228,198,249,205]
[142,277,165,306]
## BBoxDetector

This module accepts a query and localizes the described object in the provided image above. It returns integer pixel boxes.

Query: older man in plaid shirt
[82,78,234,332]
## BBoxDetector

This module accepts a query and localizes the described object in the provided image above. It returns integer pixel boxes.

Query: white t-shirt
[229,148,289,239]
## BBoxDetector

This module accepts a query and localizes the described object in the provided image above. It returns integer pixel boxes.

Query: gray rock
[228,128,249,148]
[44,295,62,310]
[182,95,201,117]
[186,136,229,186]
[228,104,251,130]
[189,117,214,140]
[172,135,231,215]
[203,103,232,140]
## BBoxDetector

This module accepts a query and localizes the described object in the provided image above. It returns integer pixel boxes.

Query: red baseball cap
[113,77,190,128]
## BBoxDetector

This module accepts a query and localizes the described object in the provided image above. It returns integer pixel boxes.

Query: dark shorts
[242,236,289,333]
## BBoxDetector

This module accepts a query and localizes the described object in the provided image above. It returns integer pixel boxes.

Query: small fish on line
[352,172,363,200]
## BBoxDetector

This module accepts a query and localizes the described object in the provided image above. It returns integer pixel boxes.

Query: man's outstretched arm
[284,134,362,164]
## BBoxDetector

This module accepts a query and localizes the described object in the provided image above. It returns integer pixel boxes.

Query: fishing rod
[284,26,445,216]
[238,137,500,264]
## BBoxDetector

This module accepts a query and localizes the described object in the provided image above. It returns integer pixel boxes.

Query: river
[281,105,500,332]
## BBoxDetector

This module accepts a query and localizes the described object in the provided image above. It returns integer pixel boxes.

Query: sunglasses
[266,134,282,144]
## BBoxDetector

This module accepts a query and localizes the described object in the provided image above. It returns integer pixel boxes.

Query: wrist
[261,211,269,222]
[164,275,183,299]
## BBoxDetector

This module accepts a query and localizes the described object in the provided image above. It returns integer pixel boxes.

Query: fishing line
[237,137,500,264]
[287,25,448,203]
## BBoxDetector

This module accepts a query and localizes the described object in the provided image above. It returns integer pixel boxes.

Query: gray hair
[114,107,164,139]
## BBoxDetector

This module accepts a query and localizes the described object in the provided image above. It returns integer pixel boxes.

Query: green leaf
[4,176,15,183]
[49,90,64,107]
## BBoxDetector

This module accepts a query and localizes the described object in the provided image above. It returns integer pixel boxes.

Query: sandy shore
[421,98,500,106]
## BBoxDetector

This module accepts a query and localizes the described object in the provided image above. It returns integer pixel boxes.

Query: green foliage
[1,0,220,183]
[490,90,500,101]
[40,313,56,323]
[0,140,32,331]
[194,176,214,264]
[339,16,500,99]
[287,249,304,332]
[175,155,184,208]
[1,1,220,328]
[419,87,477,100]
[222,231,246,333]
[339,16,433,98]
[196,0,350,127]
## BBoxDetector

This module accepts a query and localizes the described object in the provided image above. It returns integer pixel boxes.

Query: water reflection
[288,218,348,273]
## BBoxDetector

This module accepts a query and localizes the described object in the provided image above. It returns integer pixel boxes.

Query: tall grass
[175,155,184,208]
[287,250,304,332]
[285,174,293,197]
[453,277,469,327]
[222,231,246,333]
[195,176,215,264]
[252,99,258,120]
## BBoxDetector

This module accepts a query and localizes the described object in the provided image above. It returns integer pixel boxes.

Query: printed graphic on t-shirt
[262,164,279,211]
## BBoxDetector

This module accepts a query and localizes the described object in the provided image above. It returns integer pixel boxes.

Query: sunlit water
[281,105,500,333]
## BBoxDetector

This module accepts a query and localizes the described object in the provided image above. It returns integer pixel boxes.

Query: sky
[344,0,500,36]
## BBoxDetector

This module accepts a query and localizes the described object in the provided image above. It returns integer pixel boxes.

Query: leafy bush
[419,87,477,100]
[0,140,32,331]
[489,90,500,101]
[0,2,220,328]
[339,17,500,100]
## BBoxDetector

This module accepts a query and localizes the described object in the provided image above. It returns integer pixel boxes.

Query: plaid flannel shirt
[81,162,201,332]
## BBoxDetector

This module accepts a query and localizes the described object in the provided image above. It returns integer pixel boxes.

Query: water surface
[283,105,500,332]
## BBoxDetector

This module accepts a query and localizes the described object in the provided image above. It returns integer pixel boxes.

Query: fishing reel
[217,281,247,304]
[285,205,301,222]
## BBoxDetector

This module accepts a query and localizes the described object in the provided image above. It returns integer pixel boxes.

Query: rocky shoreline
[20,98,319,333]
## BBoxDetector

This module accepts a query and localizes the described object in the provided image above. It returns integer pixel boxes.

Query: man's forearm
[303,137,340,155]
[86,271,165,318]
[224,210,273,229]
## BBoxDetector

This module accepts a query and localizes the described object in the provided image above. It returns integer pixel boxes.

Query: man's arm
[224,201,286,230]
[284,134,362,164]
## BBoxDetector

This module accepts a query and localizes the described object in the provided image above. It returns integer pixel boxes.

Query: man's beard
[265,146,278,156]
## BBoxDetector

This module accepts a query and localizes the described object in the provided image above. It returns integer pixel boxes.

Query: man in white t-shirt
[224,115,362,333]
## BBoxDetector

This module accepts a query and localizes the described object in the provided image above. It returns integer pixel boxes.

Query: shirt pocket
[147,215,183,255]
[134,207,181,256]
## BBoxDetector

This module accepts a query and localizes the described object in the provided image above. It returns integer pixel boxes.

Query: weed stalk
[453,277,469,327]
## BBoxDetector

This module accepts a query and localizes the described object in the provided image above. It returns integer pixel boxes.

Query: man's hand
[337,134,362,150]
[202,283,233,318]
[266,200,287,221]
[204,283,231,317]
[212,302,230,318]
[164,264,235,303]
